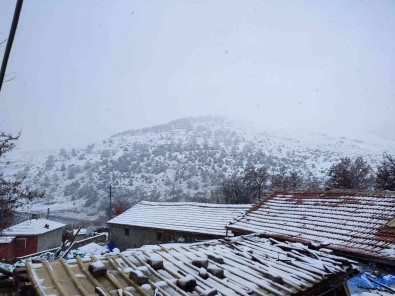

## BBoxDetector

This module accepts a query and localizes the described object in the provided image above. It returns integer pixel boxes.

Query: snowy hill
[3,117,395,221]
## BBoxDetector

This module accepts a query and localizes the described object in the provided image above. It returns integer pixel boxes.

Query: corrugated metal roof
[1,219,65,236]
[227,191,395,263]
[108,201,251,236]
[26,234,356,296]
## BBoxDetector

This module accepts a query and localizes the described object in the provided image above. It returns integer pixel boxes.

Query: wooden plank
[42,261,69,296]
[90,257,124,291]
[130,252,190,296]
[105,255,152,296]
[119,254,172,296]
[167,246,249,296]
[60,259,90,296]
[25,262,54,296]
[76,257,111,296]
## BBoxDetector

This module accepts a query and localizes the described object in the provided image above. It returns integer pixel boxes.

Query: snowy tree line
[29,126,321,211]
[12,140,395,212]
[206,155,395,204]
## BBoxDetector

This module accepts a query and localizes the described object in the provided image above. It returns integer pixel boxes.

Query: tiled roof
[1,218,65,236]
[227,191,395,263]
[108,201,251,236]
[26,235,356,296]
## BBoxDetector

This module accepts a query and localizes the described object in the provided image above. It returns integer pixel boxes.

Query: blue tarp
[107,241,116,252]
[348,273,395,295]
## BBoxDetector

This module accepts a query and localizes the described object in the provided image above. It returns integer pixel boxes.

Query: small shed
[0,236,15,261]
[107,201,251,250]
[1,218,65,260]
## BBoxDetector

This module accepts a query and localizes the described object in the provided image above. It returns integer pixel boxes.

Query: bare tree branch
[4,76,15,83]
[0,130,44,231]
[0,39,8,47]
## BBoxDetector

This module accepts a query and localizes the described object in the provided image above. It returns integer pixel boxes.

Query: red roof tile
[227,191,395,263]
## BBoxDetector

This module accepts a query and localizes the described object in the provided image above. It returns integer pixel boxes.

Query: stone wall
[37,228,64,252]
[109,224,220,250]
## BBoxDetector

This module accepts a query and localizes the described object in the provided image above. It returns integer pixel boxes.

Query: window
[157,232,163,241]
[16,238,27,251]
[124,228,129,236]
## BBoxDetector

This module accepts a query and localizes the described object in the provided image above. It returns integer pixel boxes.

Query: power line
[0,0,24,92]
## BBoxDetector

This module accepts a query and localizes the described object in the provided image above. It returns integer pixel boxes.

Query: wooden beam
[42,261,69,296]
[130,252,190,296]
[105,255,151,296]
[76,256,110,296]
[118,253,171,296]
[59,259,90,296]
[24,262,45,296]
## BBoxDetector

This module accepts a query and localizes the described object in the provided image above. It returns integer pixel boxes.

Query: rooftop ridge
[274,190,395,198]
[139,200,252,208]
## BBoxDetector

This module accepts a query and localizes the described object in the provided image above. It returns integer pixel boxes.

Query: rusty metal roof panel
[227,191,395,263]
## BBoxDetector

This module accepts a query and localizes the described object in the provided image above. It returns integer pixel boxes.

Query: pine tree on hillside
[221,177,249,204]
[243,166,269,200]
[270,166,302,191]
[327,156,373,190]
[271,166,288,190]
[376,153,395,191]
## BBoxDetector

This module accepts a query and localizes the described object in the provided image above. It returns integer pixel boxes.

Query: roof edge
[226,229,395,265]
[106,222,225,237]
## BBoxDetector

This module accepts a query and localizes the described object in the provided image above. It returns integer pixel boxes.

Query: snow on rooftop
[78,242,108,256]
[108,201,251,236]
[26,234,356,296]
[73,228,88,235]
[0,236,15,244]
[1,218,65,236]
[228,191,395,263]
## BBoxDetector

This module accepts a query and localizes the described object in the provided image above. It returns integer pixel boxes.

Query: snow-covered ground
[3,116,395,220]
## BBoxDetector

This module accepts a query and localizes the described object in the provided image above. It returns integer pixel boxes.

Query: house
[25,234,357,296]
[0,218,65,260]
[107,201,251,250]
[227,191,395,266]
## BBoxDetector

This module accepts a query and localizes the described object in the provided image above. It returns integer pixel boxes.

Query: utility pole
[0,0,24,92]
[109,185,112,218]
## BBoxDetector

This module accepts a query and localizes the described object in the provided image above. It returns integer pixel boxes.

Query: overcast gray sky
[1,0,394,150]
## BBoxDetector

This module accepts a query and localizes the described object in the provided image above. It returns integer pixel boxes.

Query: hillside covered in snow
[3,117,395,221]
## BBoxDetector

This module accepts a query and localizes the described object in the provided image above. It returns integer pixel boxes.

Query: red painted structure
[0,237,15,261]
[0,236,39,261]
[0,218,65,262]
[14,236,38,258]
